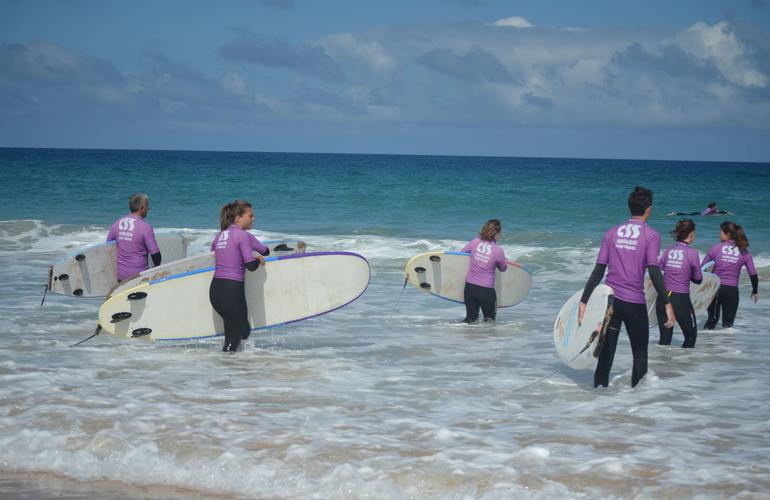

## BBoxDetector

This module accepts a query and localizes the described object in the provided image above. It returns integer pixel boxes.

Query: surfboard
[644,271,721,326]
[108,240,306,298]
[403,251,532,307]
[97,251,370,341]
[553,284,614,370]
[47,233,188,298]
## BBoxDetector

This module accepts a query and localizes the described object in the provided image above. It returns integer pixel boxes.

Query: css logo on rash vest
[118,217,136,232]
[617,224,641,239]
[668,249,685,261]
[215,230,230,250]
[615,223,641,250]
[474,241,493,263]
[721,245,740,257]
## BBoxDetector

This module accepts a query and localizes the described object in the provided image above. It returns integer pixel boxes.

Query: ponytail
[219,203,232,231]
[220,199,252,230]
[721,221,750,251]
[671,219,695,242]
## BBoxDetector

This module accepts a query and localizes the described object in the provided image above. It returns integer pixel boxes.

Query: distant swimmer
[701,221,758,329]
[656,219,702,348]
[209,200,269,352]
[460,219,508,324]
[667,202,730,217]
[579,186,675,388]
[106,193,161,282]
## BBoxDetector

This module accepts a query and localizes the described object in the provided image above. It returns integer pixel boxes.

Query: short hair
[129,193,149,212]
[627,186,653,216]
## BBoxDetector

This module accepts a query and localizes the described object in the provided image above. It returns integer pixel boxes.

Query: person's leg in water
[671,293,697,348]
[594,306,623,388]
[624,301,650,387]
[719,285,739,328]
[705,289,721,329]
[656,295,673,345]
[462,282,480,323]
[480,287,497,324]
[210,278,247,352]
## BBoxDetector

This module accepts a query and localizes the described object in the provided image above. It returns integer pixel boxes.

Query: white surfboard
[47,233,188,297]
[98,251,370,341]
[553,284,614,370]
[404,251,532,307]
[643,272,720,326]
[108,240,306,298]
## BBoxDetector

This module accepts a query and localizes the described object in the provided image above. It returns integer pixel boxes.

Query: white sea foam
[1,219,770,498]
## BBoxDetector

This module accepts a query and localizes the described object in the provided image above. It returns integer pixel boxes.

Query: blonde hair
[219,200,252,230]
[479,219,501,241]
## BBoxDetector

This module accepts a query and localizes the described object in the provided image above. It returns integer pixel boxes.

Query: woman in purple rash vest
[209,200,270,352]
[460,219,508,324]
[106,193,161,282]
[578,187,676,388]
[701,221,759,329]
[656,219,702,348]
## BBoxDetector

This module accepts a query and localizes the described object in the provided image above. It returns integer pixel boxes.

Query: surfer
[460,219,508,324]
[209,200,270,352]
[578,186,675,388]
[667,202,729,217]
[106,193,161,282]
[656,219,702,348]
[701,221,758,329]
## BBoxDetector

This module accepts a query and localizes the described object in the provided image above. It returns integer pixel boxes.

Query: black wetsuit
[656,292,697,347]
[462,282,497,323]
[705,285,740,329]
[594,298,650,388]
[209,278,250,352]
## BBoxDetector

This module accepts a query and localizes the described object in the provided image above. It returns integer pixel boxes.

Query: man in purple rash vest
[106,193,161,282]
[579,186,675,388]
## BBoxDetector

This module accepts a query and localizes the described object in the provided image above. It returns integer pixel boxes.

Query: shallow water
[1,149,769,498]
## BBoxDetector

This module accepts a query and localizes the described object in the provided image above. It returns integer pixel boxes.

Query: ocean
[1,148,768,499]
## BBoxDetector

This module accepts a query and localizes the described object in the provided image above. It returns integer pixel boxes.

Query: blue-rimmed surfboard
[107,239,306,298]
[97,251,370,341]
[404,251,532,307]
[553,284,614,369]
[47,233,188,298]
[643,270,720,327]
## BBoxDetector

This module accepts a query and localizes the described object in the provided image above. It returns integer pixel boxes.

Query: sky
[1,0,769,162]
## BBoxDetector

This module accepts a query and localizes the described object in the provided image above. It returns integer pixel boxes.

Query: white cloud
[321,33,396,73]
[489,16,534,29]
[677,21,768,88]
[221,72,248,97]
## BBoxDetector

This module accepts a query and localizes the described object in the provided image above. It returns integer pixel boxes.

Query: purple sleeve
[248,232,269,255]
[659,251,667,268]
[701,247,715,267]
[596,233,609,264]
[691,251,703,282]
[460,240,472,253]
[496,246,508,272]
[744,252,757,276]
[144,227,160,254]
[238,233,256,265]
[646,232,661,267]
[106,224,116,242]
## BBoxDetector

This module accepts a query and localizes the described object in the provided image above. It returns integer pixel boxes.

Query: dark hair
[219,199,252,230]
[628,186,653,216]
[479,219,501,241]
[708,202,716,209]
[671,219,695,242]
[721,221,749,251]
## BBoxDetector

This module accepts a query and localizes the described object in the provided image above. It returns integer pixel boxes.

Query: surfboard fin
[420,283,432,290]
[73,289,83,296]
[75,254,85,262]
[429,255,441,262]
[131,328,151,338]
[58,274,69,281]
[110,312,132,323]
[127,292,148,301]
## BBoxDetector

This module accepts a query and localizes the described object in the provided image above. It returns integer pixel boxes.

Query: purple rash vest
[701,240,757,287]
[701,207,716,216]
[460,237,508,289]
[106,213,160,281]
[596,218,661,304]
[660,241,702,293]
[210,225,259,282]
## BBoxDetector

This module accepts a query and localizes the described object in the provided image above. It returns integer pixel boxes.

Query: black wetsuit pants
[706,284,739,328]
[209,277,250,352]
[656,292,697,348]
[463,282,497,323]
[594,298,649,388]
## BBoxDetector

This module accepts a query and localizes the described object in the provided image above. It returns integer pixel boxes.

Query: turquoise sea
[1,148,769,499]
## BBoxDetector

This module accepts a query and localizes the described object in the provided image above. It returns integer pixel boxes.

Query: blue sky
[1,0,769,161]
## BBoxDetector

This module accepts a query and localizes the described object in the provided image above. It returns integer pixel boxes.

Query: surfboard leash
[69,324,102,348]
[387,277,410,321]
[40,284,48,307]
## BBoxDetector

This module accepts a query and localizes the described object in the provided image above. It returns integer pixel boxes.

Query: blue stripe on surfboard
[563,301,578,349]
[147,255,284,285]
